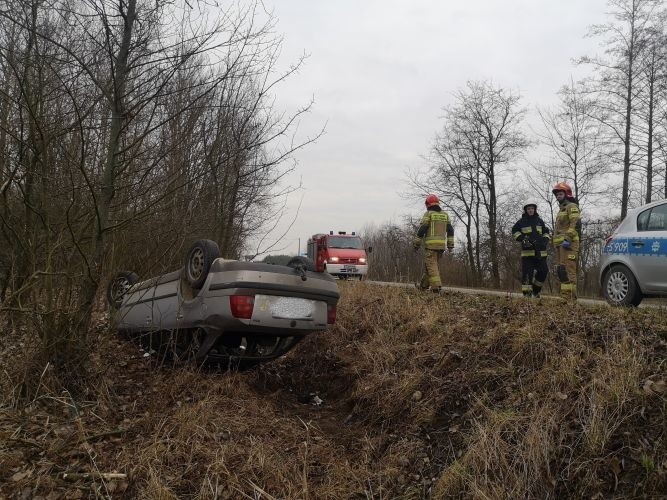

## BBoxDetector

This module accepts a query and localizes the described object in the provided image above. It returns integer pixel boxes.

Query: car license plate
[343,265,358,272]
[268,296,314,319]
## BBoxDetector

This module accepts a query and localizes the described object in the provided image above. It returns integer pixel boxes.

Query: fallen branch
[61,472,127,482]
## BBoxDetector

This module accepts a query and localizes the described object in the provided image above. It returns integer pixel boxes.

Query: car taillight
[327,303,337,324]
[230,295,254,319]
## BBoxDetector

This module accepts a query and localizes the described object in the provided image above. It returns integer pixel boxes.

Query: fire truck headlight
[330,256,339,262]
[359,257,366,264]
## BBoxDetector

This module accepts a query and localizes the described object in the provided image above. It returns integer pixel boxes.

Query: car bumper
[325,263,368,276]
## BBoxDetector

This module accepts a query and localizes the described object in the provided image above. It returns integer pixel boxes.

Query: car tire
[184,239,221,289]
[107,271,139,309]
[287,256,317,272]
[603,265,643,307]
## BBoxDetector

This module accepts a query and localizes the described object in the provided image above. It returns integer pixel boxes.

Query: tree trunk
[646,75,654,204]
[621,16,635,219]
[487,161,499,288]
[76,0,137,339]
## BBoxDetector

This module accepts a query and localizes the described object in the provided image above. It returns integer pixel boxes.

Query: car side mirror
[367,246,373,253]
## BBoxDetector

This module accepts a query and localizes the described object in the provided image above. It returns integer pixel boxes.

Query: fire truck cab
[307,231,370,279]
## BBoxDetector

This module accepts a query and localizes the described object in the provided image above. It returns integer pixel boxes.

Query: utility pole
[298,238,301,256]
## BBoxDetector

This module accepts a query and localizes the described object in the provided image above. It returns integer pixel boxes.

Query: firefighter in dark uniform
[552,182,581,300]
[413,194,454,292]
[511,201,551,297]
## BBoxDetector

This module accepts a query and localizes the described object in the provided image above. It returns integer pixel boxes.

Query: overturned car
[107,240,339,369]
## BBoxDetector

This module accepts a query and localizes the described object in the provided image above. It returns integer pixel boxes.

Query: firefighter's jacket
[553,199,580,246]
[414,206,454,251]
[511,213,551,258]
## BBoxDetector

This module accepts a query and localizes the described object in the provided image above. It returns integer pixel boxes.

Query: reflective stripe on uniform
[521,227,532,233]
[513,231,522,240]
[567,254,577,260]
[422,212,449,250]
[521,250,536,257]
[561,283,574,290]
[522,285,532,292]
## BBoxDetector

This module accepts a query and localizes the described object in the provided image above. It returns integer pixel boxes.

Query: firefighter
[551,182,581,300]
[511,201,550,298]
[413,194,454,292]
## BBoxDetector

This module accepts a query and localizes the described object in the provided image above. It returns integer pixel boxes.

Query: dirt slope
[1,283,666,498]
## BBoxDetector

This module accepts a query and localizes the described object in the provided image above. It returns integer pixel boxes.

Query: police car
[600,199,667,306]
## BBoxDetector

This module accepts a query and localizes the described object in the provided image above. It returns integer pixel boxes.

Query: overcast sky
[251,0,609,257]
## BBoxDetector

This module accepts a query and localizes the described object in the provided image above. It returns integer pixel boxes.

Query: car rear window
[637,203,667,231]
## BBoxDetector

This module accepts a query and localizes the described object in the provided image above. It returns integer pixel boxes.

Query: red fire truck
[307,231,370,279]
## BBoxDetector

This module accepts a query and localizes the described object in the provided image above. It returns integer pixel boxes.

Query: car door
[631,202,667,292]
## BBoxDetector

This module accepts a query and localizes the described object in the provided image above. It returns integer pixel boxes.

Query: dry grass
[1,282,666,498]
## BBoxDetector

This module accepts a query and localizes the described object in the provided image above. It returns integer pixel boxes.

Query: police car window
[647,203,667,231]
[637,209,651,231]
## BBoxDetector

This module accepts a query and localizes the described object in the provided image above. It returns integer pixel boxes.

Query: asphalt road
[365,280,667,310]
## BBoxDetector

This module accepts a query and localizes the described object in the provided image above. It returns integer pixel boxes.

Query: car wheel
[287,256,317,272]
[184,239,221,289]
[603,265,643,307]
[107,271,139,309]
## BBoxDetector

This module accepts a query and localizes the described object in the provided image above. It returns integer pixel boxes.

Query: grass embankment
[1,283,666,498]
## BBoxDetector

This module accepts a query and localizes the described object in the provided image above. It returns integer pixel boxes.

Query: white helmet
[522,201,538,212]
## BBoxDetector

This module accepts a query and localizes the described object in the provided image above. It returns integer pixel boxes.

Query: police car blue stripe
[603,237,667,257]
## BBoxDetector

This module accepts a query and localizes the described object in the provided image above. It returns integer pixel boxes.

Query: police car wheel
[603,265,642,307]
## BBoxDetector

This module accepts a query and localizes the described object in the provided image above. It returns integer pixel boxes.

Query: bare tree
[578,0,660,217]
[534,80,610,209]
[449,81,528,287]
[410,80,527,288]
[635,13,667,203]
[0,1,319,386]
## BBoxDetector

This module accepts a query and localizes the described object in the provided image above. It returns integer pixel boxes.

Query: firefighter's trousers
[555,241,579,300]
[521,256,548,296]
[420,249,444,290]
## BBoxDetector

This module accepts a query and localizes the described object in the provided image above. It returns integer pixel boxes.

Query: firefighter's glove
[521,239,534,250]
[562,240,571,249]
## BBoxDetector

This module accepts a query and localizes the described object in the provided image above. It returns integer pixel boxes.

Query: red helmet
[552,181,573,198]
[425,194,440,207]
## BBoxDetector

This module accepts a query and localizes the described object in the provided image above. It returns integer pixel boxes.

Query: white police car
[600,199,667,306]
